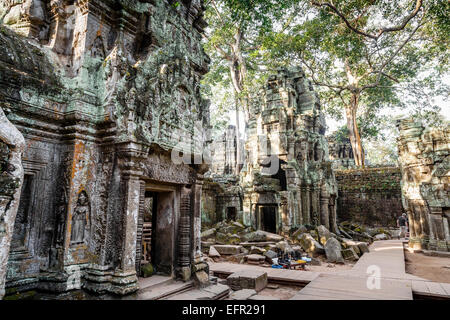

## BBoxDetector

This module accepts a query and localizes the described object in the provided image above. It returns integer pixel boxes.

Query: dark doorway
[137,189,175,277]
[226,207,237,221]
[259,205,277,233]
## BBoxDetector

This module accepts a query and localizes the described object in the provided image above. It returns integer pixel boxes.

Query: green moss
[141,263,154,278]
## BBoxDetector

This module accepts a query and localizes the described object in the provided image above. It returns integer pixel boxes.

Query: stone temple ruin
[203,68,339,236]
[241,68,338,235]
[0,0,449,303]
[397,118,450,252]
[0,0,211,298]
[327,135,356,170]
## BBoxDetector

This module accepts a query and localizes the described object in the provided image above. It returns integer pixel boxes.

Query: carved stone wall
[397,118,450,252]
[210,125,244,175]
[327,135,357,169]
[0,0,210,298]
[241,67,338,234]
[0,107,25,299]
[201,176,242,227]
[335,167,403,227]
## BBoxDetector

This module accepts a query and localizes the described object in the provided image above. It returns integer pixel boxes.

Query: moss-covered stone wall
[336,167,403,227]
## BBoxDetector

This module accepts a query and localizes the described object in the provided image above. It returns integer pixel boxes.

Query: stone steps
[136,276,194,300]
[163,283,230,300]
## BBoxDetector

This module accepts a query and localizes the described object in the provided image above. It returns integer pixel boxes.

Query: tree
[203,0,297,174]
[262,0,449,167]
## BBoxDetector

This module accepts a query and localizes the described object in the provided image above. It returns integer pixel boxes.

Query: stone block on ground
[341,247,359,261]
[357,242,369,254]
[193,270,210,288]
[374,233,389,240]
[292,225,308,239]
[276,240,293,253]
[250,246,266,255]
[317,225,331,246]
[243,230,284,242]
[298,233,325,255]
[264,250,278,260]
[246,254,266,265]
[209,246,221,257]
[214,245,243,255]
[226,270,268,291]
[201,228,216,240]
[324,238,344,263]
[230,289,257,300]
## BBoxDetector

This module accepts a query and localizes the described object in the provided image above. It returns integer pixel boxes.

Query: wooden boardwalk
[210,240,450,300]
[210,261,319,286]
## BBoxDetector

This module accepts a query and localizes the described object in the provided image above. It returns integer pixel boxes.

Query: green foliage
[203,0,449,158]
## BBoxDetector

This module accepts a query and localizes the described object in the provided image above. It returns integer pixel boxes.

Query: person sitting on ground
[397,213,409,239]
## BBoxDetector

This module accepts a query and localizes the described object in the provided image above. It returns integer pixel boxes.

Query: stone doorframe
[135,182,179,278]
[255,203,280,234]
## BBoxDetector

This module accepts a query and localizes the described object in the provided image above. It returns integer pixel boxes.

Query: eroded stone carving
[0,107,25,299]
[70,191,90,245]
[397,117,450,252]
[0,0,210,298]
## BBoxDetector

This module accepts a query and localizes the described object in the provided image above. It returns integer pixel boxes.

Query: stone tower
[397,118,450,252]
[241,67,338,234]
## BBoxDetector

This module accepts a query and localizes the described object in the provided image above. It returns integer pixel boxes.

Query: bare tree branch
[311,0,423,40]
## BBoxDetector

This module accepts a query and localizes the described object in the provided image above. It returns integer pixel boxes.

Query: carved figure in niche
[70,191,90,245]
[55,191,67,246]
[91,35,106,59]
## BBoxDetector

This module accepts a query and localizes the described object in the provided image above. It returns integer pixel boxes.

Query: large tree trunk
[345,93,365,167]
[234,92,242,175]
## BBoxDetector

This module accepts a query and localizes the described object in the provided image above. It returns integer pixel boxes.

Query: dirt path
[404,250,450,283]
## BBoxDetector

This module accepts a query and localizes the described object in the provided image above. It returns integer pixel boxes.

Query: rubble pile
[200,220,392,269]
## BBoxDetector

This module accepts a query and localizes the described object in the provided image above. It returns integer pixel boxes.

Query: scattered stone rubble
[201,220,384,269]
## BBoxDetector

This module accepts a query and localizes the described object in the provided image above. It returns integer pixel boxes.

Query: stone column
[301,186,310,225]
[178,186,192,281]
[191,175,210,287]
[109,143,147,295]
[0,107,25,300]
[320,196,330,230]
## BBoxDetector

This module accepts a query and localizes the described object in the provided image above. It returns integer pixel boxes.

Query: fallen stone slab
[214,245,243,255]
[246,254,266,265]
[209,246,221,258]
[342,247,359,261]
[201,228,216,240]
[264,250,278,259]
[250,246,266,254]
[239,241,277,248]
[276,240,293,253]
[230,289,257,300]
[357,242,369,254]
[243,230,284,242]
[227,270,268,291]
[298,233,325,255]
[317,225,331,246]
